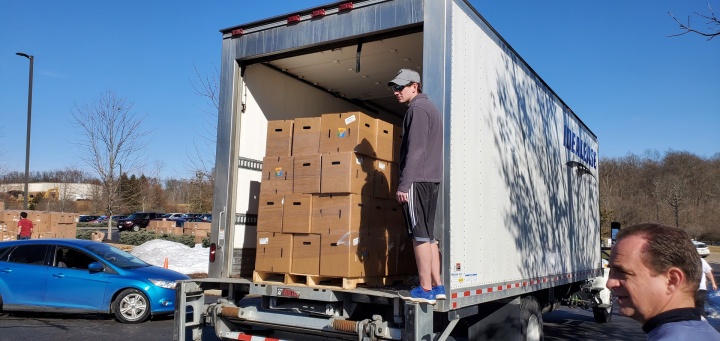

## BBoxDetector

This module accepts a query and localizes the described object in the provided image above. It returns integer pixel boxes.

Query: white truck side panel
[447,1,599,290]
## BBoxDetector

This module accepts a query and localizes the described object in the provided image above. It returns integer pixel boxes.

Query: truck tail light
[339,2,353,11]
[209,243,216,263]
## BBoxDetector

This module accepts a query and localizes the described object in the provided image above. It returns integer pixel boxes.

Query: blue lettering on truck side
[563,125,597,169]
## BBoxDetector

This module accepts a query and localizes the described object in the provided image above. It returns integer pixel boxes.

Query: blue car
[0,239,189,323]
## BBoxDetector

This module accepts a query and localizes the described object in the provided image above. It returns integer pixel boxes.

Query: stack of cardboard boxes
[183,221,211,244]
[0,210,79,241]
[147,219,184,235]
[146,219,211,245]
[256,112,417,280]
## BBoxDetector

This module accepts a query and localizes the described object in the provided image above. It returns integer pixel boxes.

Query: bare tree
[71,91,149,238]
[669,3,720,40]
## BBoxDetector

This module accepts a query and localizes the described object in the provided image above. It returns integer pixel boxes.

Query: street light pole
[16,52,33,210]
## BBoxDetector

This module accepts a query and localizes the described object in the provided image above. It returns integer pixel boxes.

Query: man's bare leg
[414,241,432,290]
[430,241,442,286]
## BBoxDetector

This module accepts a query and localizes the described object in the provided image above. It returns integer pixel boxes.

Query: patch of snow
[130,239,209,275]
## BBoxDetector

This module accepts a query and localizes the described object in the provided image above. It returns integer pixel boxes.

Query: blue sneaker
[399,286,436,304]
[433,285,446,300]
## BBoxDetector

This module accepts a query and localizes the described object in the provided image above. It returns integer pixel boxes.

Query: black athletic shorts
[402,182,439,243]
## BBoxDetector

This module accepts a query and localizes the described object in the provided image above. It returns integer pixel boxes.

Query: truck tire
[592,293,613,323]
[521,296,543,341]
[132,224,140,232]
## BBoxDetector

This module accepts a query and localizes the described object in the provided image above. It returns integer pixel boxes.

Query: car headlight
[149,279,177,289]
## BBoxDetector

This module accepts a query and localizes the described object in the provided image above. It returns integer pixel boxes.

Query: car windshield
[125,213,143,220]
[697,243,707,248]
[85,243,149,269]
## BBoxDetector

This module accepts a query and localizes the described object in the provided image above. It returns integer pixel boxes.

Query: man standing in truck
[388,69,444,304]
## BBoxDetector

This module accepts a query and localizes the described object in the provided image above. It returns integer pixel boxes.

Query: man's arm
[708,270,718,291]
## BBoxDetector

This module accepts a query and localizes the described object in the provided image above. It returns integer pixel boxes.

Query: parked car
[693,240,710,258]
[111,215,128,223]
[78,215,101,223]
[89,216,108,224]
[117,212,164,232]
[0,239,189,323]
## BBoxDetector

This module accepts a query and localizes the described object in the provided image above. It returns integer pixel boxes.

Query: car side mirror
[88,262,104,273]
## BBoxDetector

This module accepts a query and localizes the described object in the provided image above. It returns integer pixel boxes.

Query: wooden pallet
[253,271,409,290]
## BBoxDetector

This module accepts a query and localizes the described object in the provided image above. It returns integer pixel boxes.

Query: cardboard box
[373,160,396,199]
[260,180,294,196]
[257,194,284,232]
[393,124,403,162]
[320,231,369,277]
[91,231,105,242]
[311,194,370,235]
[0,210,20,224]
[376,120,396,161]
[291,234,320,275]
[368,198,389,233]
[292,117,322,156]
[293,154,321,194]
[262,156,294,181]
[265,120,294,157]
[393,234,417,275]
[319,112,377,157]
[320,152,374,195]
[282,194,313,234]
[255,232,293,273]
[0,231,16,241]
[366,231,391,276]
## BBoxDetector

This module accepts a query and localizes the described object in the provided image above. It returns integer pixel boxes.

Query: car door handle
[52,273,65,278]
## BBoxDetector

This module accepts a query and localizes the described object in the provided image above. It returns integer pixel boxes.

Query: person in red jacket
[17,211,33,240]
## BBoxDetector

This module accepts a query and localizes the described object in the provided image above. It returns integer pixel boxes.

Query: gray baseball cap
[388,68,421,86]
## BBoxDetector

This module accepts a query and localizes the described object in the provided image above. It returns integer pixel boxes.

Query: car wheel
[113,289,150,323]
[131,224,140,232]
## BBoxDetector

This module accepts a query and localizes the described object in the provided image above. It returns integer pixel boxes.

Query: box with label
[255,232,293,273]
[373,160,398,199]
[262,156,294,182]
[27,211,50,233]
[320,231,368,277]
[282,194,313,233]
[375,120,397,162]
[311,194,370,235]
[291,234,320,275]
[265,120,294,157]
[292,117,322,156]
[319,112,377,157]
[0,210,20,224]
[257,194,284,232]
[293,154,321,194]
[320,152,374,195]
[0,231,17,241]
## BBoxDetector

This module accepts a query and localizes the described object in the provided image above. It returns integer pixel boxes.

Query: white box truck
[174,0,610,340]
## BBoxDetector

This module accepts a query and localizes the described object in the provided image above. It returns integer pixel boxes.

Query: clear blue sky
[2,1,718,180]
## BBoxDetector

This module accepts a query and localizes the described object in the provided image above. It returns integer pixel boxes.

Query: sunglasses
[391,84,408,92]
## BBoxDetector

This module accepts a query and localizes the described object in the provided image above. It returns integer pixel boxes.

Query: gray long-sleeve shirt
[398,93,443,192]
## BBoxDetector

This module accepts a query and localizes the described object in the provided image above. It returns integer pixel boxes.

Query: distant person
[697,257,718,315]
[388,69,444,304]
[17,211,33,240]
[606,222,720,340]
